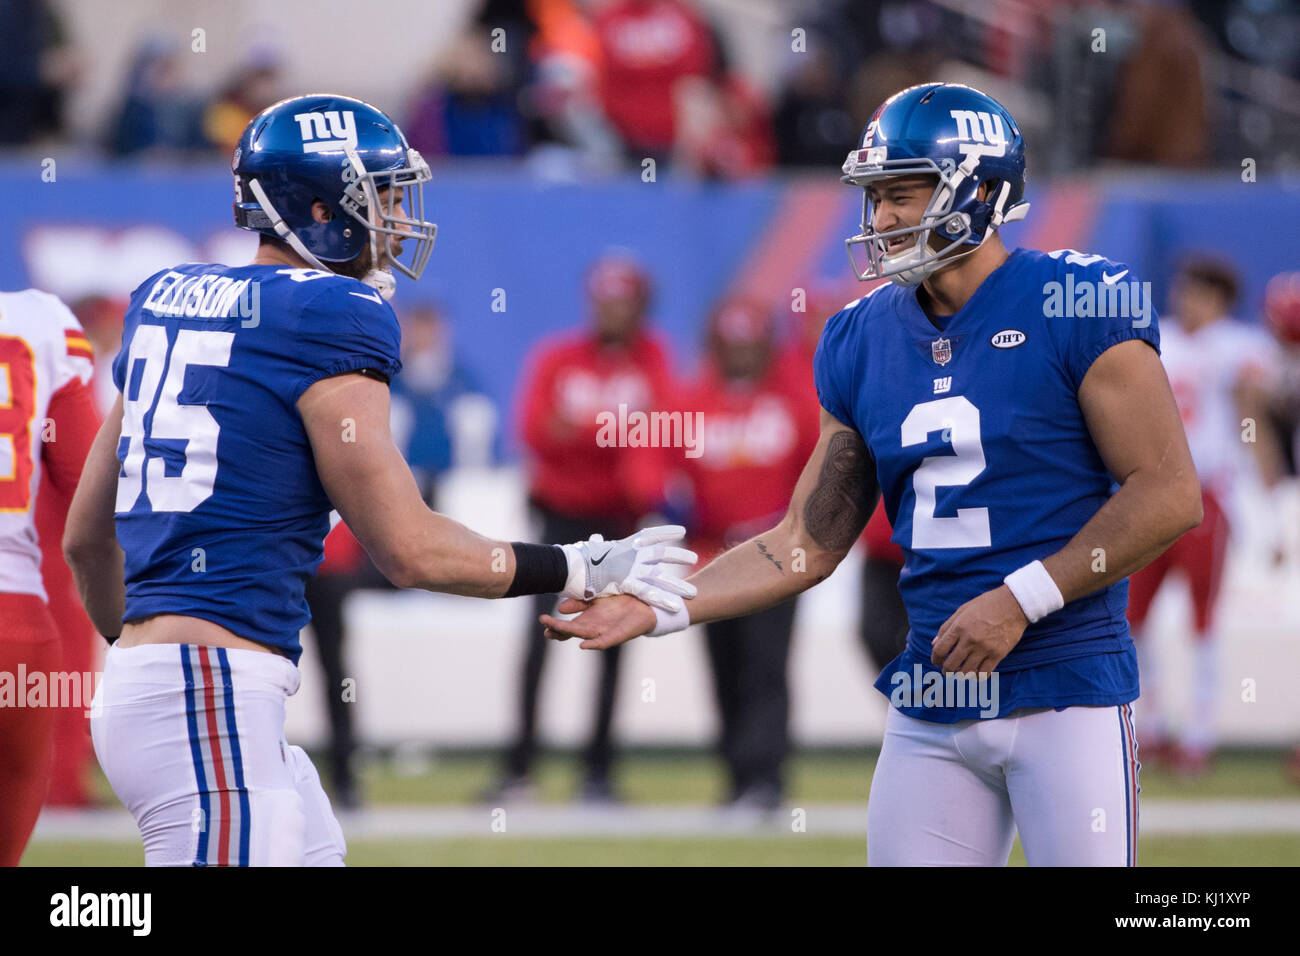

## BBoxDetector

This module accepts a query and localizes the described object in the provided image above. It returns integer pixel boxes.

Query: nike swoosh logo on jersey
[1102,270,1129,285]
[348,291,384,303]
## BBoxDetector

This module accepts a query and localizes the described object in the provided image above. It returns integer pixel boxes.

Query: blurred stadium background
[6,0,1300,865]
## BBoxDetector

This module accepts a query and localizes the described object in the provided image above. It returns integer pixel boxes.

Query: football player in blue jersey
[543,83,1203,866]
[62,94,695,866]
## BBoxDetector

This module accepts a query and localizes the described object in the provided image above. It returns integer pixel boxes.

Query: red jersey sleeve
[42,377,102,499]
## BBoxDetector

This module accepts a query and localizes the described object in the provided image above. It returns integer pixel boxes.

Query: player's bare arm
[300,370,695,604]
[931,338,1203,673]
[541,407,879,649]
[300,371,515,595]
[63,395,126,638]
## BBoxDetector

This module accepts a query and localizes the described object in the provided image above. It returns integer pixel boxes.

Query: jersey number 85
[116,327,233,513]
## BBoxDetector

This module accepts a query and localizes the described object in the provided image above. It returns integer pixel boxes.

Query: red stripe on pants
[196,646,233,867]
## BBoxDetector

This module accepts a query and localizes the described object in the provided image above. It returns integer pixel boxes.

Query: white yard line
[31,800,1300,842]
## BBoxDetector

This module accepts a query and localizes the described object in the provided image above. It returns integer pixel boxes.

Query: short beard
[257,234,373,279]
[325,243,373,280]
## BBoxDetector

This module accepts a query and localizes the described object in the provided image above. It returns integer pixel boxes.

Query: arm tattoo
[803,429,877,552]
[755,538,784,573]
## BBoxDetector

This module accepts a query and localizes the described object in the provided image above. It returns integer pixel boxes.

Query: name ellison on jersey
[142,271,256,319]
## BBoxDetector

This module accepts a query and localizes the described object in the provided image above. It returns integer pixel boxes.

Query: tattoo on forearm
[804,429,875,552]
[755,539,784,573]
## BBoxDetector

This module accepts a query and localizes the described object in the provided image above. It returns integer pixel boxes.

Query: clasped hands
[549,524,694,649]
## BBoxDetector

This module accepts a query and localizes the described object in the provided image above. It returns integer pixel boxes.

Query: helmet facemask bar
[340,148,437,282]
[842,155,981,286]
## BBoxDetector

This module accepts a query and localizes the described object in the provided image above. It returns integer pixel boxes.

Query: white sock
[1134,631,1168,743]
[1184,636,1219,754]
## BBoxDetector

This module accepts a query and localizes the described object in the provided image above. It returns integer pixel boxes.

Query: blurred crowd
[4,0,1299,175]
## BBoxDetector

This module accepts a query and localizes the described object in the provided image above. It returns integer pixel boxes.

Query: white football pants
[868,703,1140,866]
[91,642,346,866]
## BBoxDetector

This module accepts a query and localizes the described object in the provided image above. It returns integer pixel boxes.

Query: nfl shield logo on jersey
[931,337,952,366]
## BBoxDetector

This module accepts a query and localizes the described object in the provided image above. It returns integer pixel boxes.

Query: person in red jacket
[0,290,100,865]
[489,251,673,803]
[593,0,715,160]
[857,500,909,672]
[677,295,819,812]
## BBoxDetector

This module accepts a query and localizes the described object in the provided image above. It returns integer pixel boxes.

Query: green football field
[22,750,1300,866]
[23,834,1300,867]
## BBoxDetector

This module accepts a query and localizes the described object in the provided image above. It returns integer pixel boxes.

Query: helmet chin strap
[884,170,1028,287]
[250,171,398,300]
[343,149,398,301]
[248,177,334,273]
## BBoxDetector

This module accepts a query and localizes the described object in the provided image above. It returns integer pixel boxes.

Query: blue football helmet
[233,94,436,298]
[841,83,1029,286]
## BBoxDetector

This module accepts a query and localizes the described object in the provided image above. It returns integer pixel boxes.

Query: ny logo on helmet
[293,110,357,153]
[949,109,1006,161]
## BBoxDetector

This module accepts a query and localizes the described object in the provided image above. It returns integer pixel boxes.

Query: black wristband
[504,542,569,597]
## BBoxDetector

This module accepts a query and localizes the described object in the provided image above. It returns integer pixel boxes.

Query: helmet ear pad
[247,169,369,264]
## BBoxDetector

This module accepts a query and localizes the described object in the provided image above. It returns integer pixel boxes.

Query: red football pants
[0,593,62,866]
[1127,490,1230,634]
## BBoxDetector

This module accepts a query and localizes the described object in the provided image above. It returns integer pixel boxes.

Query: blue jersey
[112,263,402,663]
[814,248,1159,721]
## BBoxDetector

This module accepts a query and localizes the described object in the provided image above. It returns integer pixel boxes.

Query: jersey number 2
[117,326,234,513]
[901,396,991,549]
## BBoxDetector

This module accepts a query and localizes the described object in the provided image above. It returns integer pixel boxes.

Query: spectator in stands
[672,44,775,180]
[1101,0,1213,167]
[592,0,716,162]
[0,0,77,145]
[202,44,283,154]
[773,0,944,168]
[487,251,673,804]
[772,32,857,168]
[405,27,527,158]
[107,36,205,158]
[676,296,819,814]
[520,0,624,177]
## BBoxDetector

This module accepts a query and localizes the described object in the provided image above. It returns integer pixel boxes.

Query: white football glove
[560,525,698,613]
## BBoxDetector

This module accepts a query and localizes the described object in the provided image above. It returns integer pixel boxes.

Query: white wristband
[559,543,587,600]
[649,601,691,637]
[1003,560,1064,624]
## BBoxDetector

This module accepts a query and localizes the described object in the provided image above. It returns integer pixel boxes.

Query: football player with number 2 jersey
[63,95,696,866]
[543,83,1203,866]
